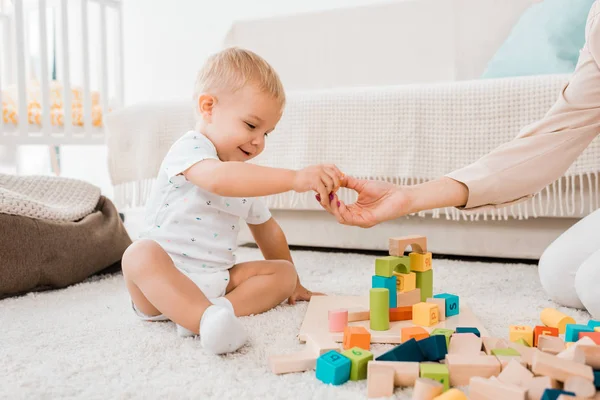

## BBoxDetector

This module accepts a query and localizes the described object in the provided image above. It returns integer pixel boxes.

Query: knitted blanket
[0,174,101,222]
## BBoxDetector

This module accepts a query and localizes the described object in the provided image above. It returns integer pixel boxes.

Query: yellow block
[509,325,534,347]
[433,388,468,400]
[412,302,439,327]
[409,252,432,272]
[595,327,600,333]
[394,271,416,292]
[540,308,575,334]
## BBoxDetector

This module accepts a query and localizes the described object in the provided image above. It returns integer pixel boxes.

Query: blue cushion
[482,0,595,78]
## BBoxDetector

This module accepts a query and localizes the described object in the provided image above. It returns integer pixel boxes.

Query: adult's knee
[539,237,584,309]
[575,249,600,319]
[122,239,168,279]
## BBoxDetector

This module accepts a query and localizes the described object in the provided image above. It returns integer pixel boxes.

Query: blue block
[372,275,397,308]
[564,324,594,342]
[375,338,425,363]
[417,334,448,361]
[455,327,481,337]
[316,350,351,385]
[594,370,600,389]
[588,320,600,330]
[433,293,459,317]
[541,389,576,400]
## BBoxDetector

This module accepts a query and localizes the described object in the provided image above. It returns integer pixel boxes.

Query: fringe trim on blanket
[113,173,600,220]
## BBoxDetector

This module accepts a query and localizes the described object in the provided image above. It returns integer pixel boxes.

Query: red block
[579,331,600,345]
[390,306,412,321]
[534,325,559,347]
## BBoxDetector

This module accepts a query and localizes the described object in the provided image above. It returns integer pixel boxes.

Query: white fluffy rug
[0,247,591,400]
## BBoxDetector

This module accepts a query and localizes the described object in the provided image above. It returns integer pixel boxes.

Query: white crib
[0,0,123,148]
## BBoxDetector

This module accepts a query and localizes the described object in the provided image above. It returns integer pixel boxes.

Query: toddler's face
[200,84,282,162]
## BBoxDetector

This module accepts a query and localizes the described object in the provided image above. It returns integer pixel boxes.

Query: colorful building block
[368,361,420,387]
[420,363,450,391]
[412,302,439,327]
[431,328,454,348]
[448,333,483,355]
[389,235,427,256]
[491,348,520,356]
[372,275,397,308]
[540,389,576,400]
[434,293,459,317]
[397,288,421,307]
[375,338,426,363]
[516,338,530,347]
[367,362,395,398]
[537,335,565,355]
[328,309,348,333]
[455,327,480,337]
[375,256,410,277]
[315,350,351,385]
[588,319,600,330]
[413,377,443,399]
[534,325,559,347]
[389,306,412,321]
[579,331,600,345]
[401,326,430,343]
[432,388,468,400]
[341,347,373,381]
[509,325,534,347]
[446,355,502,386]
[370,288,389,331]
[409,251,432,272]
[414,269,433,301]
[343,326,371,350]
[540,308,576,334]
[563,375,596,398]
[417,334,448,361]
[594,370,600,389]
[394,271,416,293]
[427,298,446,321]
[564,324,593,342]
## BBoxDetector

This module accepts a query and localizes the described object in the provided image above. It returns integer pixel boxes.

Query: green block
[516,338,531,347]
[375,256,410,277]
[419,363,449,391]
[370,288,390,331]
[415,269,433,302]
[491,348,520,356]
[341,347,373,381]
[431,328,454,348]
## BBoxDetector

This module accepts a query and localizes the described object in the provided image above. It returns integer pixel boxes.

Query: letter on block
[341,347,373,381]
[315,350,351,385]
[394,271,416,293]
[434,293,459,317]
[409,251,432,272]
[420,363,450,391]
[414,270,433,302]
[534,325,559,347]
[401,326,430,343]
[510,325,534,347]
[375,256,410,277]
[427,297,446,321]
[343,326,371,350]
[412,302,439,327]
[372,275,397,308]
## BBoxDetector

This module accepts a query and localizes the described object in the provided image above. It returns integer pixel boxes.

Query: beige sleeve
[446,2,600,211]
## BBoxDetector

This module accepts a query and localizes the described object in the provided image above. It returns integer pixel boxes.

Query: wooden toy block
[413,302,439,327]
[578,343,600,369]
[376,338,426,363]
[578,331,600,344]
[455,327,480,337]
[427,298,446,321]
[448,333,483,354]
[397,288,422,307]
[390,306,412,321]
[526,376,561,400]
[557,341,586,364]
[540,389,576,400]
[445,354,501,386]
[563,375,596,398]
[389,235,427,256]
[541,308,576,334]
[305,331,341,355]
[497,359,534,387]
[409,251,432,272]
[531,349,594,382]
[367,361,419,387]
[415,270,433,302]
[412,377,443,399]
[537,335,565,355]
[315,350,351,385]
[268,349,318,374]
[370,288,390,331]
[594,370,600,389]
[402,326,430,343]
[596,327,600,332]
[376,255,410,277]
[420,363,450,391]
[516,338,531,347]
[433,293,459,317]
[483,338,508,355]
[507,341,539,367]
[565,324,594,342]
[534,325,559,347]
[587,319,600,330]
[417,335,448,362]
[341,347,373,381]
[492,348,520,357]
[367,361,395,398]
[431,328,454,348]
[510,325,534,347]
[343,326,371,350]
[348,309,370,322]
[496,354,527,370]
[432,388,468,400]
[328,309,348,333]
[372,275,397,308]
[394,271,417,293]
[469,376,526,400]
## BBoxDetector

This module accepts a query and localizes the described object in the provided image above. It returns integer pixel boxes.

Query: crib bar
[38,0,52,136]
[116,0,125,107]
[60,0,72,135]
[81,0,93,132]
[100,2,109,117]
[14,0,28,135]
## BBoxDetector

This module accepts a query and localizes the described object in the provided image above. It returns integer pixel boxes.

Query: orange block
[579,331,600,345]
[401,326,429,343]
[390,306,412,321]
[534,325,559,347]
[343,326,371,350]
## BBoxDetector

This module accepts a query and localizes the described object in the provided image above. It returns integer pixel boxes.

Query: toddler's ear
[197,94,215,122]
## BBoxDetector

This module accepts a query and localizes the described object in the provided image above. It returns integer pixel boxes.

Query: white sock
[176,298,234,338]
[200,305,247,355]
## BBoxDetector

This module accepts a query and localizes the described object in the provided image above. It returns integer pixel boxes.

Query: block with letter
[394,271,416,293]
[341,347,373,381]
[412,302,439,327]
[427,297,446,321]
[510,325,534,347]
[409,251,432,272]
[315,350,351,385]
[420,363,450,391]
[534,325,559,347]
[434,293,459,317]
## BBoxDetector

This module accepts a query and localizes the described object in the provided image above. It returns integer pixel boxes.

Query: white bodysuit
[139,131,272,299]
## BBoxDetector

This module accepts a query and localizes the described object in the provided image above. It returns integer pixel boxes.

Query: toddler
[122,47,344,355]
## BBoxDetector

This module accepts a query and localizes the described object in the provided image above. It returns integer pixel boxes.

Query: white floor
[0,247,591,400]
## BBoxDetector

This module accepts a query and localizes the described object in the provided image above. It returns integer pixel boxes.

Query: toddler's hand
[293,164,345,207]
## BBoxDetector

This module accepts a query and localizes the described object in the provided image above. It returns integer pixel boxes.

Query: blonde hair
[193,47,286,117]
